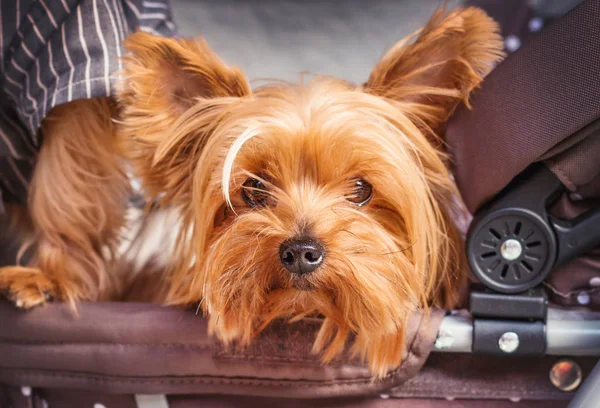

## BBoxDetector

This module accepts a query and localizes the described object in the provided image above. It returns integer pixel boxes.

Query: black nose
[279,237,325,275]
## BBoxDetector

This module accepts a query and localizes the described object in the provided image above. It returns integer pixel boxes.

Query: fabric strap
[446,0,600,213]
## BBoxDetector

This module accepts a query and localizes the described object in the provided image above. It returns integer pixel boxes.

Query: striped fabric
[0,0,177,210]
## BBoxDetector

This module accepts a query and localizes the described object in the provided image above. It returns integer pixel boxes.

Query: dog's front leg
[0,98,129,308]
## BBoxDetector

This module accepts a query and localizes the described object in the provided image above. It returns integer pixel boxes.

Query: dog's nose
[279,237,324,275]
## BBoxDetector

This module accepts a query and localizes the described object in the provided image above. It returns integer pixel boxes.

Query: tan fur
[366,7,504,140]
[0,7,503,379]
[0,99,129,308]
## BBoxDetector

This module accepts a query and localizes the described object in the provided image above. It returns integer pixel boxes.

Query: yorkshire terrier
[0,8,503,378]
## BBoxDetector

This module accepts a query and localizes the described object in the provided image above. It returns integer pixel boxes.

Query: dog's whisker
[195,299,204,316]
[380,242,416,256]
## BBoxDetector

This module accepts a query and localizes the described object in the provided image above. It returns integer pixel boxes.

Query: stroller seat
[1,0,600,406]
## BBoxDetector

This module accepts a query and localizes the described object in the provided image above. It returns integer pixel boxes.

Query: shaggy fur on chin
[0,7,503,378]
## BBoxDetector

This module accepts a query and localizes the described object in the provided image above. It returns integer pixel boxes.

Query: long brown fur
[0,7,503,378]
[0,99,129,308]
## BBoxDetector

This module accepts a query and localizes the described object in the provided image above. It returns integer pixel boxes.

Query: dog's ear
[120,31,250,115]
[118,32,251,203]
[365,7,503,137]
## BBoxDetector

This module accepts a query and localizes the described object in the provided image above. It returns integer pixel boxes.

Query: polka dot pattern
[577,291,590,305]
[505,35,522,52]
[570,193,583,201]
[529,17,544,32]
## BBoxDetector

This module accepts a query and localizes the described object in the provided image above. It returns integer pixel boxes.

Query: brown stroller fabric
[448,0,600,212]
[2,0,600,406]
[446,0,600,310]
[0,301,594,407]
[0,301,443,399]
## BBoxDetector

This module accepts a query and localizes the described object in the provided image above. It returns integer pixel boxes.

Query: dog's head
[118,8,502,377]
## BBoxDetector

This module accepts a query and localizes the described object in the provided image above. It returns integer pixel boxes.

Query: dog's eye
[242,177,270,207]
[347,179,373,206]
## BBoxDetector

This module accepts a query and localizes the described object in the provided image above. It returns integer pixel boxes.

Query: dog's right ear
[120,31,250,115]
[118,31,251,203]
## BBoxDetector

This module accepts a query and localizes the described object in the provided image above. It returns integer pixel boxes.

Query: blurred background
[170,0,459,84]
[169,0,583,84]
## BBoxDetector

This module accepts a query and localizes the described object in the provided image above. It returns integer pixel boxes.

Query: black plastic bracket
[466,163,600,356]
[467,163,600,294]
[470,286,547,320]
[470,285,548,356]
[473,319,546,356]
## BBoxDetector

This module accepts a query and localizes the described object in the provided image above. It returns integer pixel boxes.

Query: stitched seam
[212,354,354,365]
[0,341,211,349]
[0,369,378,387]
[543,283,600,299]
[546,158,577,191]
[396,387,568,395]
[394,389,569,397]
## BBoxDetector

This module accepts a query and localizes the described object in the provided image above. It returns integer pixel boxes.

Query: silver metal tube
[433,313,472,353]
[546,319,600,356]
[567,361,600,408]
[433,309,600,356]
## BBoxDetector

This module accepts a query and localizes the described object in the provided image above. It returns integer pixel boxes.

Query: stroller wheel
[468,207,555,293]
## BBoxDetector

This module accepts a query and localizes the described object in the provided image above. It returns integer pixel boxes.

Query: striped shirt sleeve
[0,0,177,207]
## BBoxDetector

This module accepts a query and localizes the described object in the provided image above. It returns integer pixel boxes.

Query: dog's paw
[0,266,56,309]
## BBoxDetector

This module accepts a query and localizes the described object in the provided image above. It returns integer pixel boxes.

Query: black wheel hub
[468,208,556,293]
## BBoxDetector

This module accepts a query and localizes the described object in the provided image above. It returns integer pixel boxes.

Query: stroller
[1,0,599,406]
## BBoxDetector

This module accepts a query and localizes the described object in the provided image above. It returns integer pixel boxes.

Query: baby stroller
[1,0,599,406]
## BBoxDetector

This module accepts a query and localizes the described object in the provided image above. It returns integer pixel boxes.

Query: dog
[0,7,503,378]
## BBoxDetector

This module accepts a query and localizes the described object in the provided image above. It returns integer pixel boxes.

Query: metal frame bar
[433,308,600,355]
[568,360,600,408]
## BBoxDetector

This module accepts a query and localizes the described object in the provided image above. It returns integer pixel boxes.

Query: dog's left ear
[365,7,504,136]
